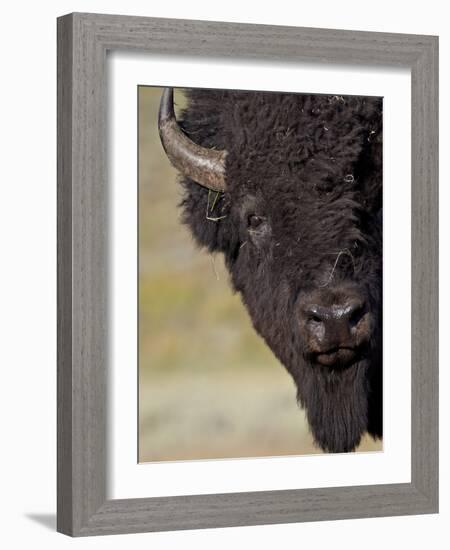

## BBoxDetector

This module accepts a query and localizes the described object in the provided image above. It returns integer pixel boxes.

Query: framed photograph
[57,12,438,536]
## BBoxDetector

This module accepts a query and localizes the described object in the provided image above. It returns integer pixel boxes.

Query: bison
[158,87,383,453]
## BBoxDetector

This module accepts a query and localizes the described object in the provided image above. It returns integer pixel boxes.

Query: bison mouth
[312,345,365,368]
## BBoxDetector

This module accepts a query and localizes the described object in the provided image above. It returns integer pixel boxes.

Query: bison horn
[158,88,227,192]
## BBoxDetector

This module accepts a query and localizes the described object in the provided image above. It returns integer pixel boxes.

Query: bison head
[158,87,383,453]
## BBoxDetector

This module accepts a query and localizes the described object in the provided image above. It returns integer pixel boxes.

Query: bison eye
[248,215,265,230]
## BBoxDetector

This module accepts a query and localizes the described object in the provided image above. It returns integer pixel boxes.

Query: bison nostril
[309,313,323,324]
[304,308,328,331]
[333,300,366,325]
[349,304,365,328]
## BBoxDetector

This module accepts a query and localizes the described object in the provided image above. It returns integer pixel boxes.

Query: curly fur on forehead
[182,89,381,186]
[179,88,382,260]
[174,88,383,453]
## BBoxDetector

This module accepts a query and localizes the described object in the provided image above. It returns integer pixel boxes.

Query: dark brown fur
[177,89,382,453]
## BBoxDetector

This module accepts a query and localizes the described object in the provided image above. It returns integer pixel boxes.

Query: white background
[0,1,447,549]
[110,55,411,498]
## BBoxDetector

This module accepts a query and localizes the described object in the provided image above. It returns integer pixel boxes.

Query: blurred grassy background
[138,86,382,462]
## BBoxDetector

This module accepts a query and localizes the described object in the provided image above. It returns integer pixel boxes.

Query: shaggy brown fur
[176,88,382,453]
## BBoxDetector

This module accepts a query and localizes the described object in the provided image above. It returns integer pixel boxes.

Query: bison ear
[179,178,239,259]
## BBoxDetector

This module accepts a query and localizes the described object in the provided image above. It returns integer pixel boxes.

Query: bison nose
[301,299,370,363]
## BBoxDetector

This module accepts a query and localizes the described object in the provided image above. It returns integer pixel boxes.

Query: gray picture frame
[57,12,439,537]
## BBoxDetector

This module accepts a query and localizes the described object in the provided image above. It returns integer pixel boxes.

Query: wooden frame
[57,12,439,536]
